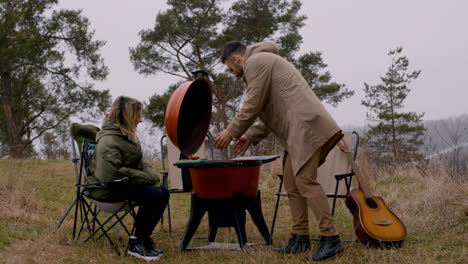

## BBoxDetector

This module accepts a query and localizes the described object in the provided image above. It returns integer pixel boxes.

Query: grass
[0,158,467,264]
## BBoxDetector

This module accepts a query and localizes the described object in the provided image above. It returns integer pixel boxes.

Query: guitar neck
[341,143,373,198]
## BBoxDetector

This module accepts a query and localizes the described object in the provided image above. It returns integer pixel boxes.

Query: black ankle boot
[310,235,343,261]
[283,233,311,254]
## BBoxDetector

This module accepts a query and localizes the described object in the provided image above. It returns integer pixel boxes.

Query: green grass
[0,159,467,263]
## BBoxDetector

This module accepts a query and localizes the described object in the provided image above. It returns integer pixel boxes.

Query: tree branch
[141,61,188,79]
[194,0,216,69]
[167,32,192,79]
[23,113,72,149]
[7,0,24,11]
[20,94,53,135]
[8,62,89,91]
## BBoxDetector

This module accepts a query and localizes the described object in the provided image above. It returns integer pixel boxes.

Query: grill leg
[179,193,207,251]
[246,191,272,245]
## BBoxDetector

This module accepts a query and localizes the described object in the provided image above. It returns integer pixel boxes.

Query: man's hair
[221,41,246,63]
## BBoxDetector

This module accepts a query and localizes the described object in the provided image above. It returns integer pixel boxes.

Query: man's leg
[294,150,337,237]
[283,153,309,235]
[294,148,343,261]
[282,153,311,253]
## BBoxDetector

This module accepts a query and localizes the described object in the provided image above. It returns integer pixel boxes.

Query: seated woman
[87,96,169,261]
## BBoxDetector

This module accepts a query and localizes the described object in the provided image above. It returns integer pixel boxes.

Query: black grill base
[178,191,271,251]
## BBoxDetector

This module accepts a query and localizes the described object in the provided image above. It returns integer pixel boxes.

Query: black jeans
[109,184,170,239]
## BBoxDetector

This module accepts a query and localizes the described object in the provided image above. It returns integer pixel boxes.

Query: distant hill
[423,113,468,151]
[342,113,468,158]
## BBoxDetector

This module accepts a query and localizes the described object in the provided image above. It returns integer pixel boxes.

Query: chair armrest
[110,177,129,184]
[334,172,354,180]
[160,170,168,188]
[168,188,185,193]
[79,177,129,189]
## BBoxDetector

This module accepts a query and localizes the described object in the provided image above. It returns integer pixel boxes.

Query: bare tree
[434,115,468,181]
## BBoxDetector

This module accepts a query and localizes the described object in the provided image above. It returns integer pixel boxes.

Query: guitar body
[345,188,407,248]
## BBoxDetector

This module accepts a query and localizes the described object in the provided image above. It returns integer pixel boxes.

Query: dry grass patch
[0,159,467,263]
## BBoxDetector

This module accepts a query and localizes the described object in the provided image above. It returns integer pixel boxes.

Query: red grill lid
[164,78,212,155]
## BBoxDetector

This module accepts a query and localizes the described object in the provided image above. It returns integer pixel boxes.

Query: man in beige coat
[214,41,344,261]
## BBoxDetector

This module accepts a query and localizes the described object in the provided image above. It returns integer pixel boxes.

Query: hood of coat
[244,42,279,60]
[96,119,128,143]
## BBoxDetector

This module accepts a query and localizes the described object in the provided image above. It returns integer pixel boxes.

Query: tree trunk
[0,67,22,158]
[390,92,397,161]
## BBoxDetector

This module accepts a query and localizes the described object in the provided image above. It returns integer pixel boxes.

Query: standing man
[214,41,344,261]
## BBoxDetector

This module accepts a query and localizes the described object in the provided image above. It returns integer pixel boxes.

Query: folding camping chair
[160,134,214,237]
[55,123,137,255]
[270,131,360,240]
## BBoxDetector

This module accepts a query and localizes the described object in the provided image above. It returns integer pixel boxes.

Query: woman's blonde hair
[108,96,143,143]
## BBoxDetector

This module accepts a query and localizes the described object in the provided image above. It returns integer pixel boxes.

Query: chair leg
[270,174,284,241]
[83,211,126,256]
[104,212,123,241]
[81,202,137,256]
[117,209,135,237]
[76,196,89,241]
[75,198,93,241]
[331,178,342,216]
[55,197,77,231]
[77,199,101,242]
[72,195,81,239]
[82,203,127,243]
[345,174,353,195]
[93,207,132,242]
[124,208,138,256]
[92,205,97,233]
[162,173,174,238]
[167,198,173,238]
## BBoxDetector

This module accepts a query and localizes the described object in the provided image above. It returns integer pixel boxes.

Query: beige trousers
[283,148,338,236]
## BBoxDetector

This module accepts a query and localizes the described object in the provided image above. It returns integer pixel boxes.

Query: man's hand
[233,136,251,155]
[214,129,233,149]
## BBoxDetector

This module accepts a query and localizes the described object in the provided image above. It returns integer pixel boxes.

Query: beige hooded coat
[226,42,341,176]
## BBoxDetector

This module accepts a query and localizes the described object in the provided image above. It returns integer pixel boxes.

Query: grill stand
[178,191,271,251]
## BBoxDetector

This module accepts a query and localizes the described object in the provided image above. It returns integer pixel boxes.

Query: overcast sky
[58,0,468,128]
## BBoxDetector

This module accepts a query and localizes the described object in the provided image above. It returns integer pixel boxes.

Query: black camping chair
[270,131,360,241]
[159,134,214,237]
[55,123,137,255]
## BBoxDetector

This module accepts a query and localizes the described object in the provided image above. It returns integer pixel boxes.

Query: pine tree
[362,47,425,162]
[130,0,353,145]
[0,0,110,158]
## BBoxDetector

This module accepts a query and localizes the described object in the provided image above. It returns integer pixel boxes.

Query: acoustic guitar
[338,141,407,248]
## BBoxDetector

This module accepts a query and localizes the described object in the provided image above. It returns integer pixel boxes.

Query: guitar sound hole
[365,198,378,209]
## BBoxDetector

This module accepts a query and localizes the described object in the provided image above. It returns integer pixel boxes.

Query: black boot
[283,233,311,254]
[310,235,343,261]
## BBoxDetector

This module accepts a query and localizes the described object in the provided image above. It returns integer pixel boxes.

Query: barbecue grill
[164,74,279,250]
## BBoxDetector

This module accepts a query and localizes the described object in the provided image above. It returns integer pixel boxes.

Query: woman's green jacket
[87,119,160,200]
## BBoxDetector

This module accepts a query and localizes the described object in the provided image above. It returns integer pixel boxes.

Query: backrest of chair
[70,123,100,184]
[317,131,359,195]
[161,135,213,191]
[81,140,97,180]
